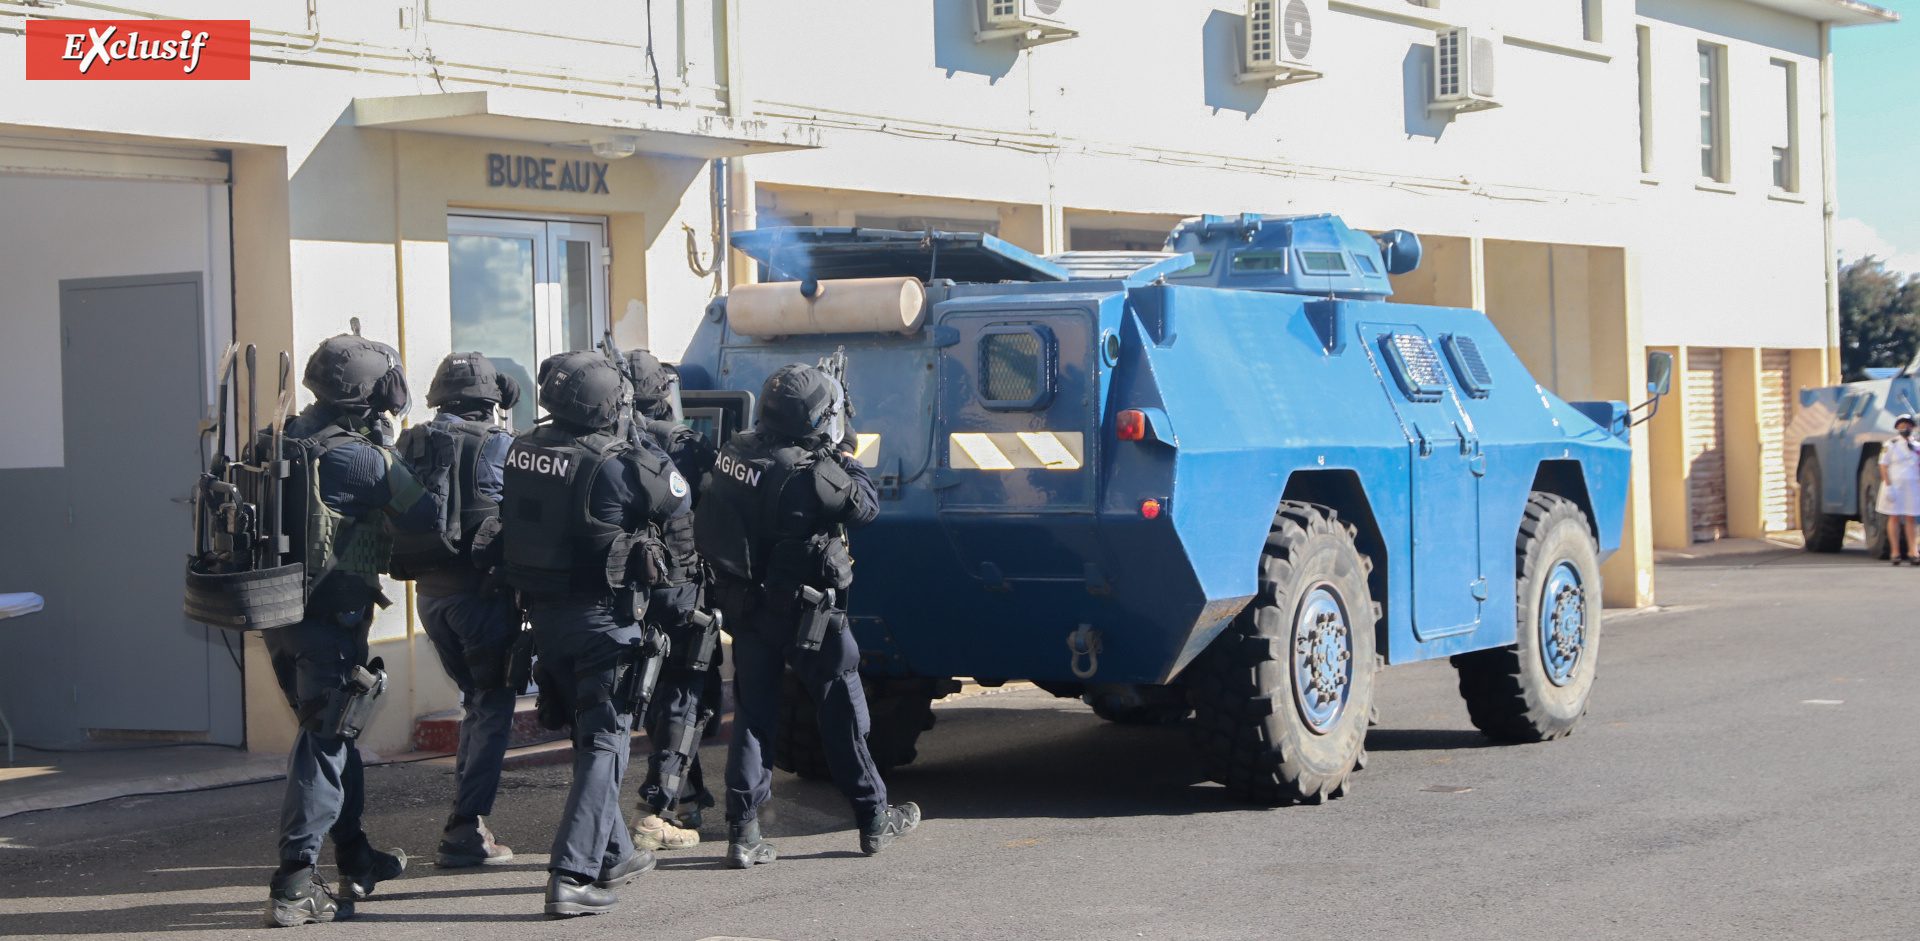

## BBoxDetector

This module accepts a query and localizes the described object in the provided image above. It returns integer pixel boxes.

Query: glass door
[448,214,608,429]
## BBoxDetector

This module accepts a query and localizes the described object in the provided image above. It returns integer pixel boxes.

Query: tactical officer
[498,351,691,917]
[264,335,446,927]
[620,350,721,851]
[389,352,522,868]
[695,364,920,868]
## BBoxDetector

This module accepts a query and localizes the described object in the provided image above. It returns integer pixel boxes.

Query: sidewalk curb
[0,756,289,821]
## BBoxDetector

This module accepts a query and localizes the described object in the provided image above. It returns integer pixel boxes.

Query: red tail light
[1116,409,1146,441]
[1140,498,1162,520]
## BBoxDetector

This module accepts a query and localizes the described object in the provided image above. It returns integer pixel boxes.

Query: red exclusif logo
[25,20,250,80]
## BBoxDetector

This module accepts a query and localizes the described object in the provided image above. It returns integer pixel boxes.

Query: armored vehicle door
[934,306,1100,585]
[1360,323,1484,640]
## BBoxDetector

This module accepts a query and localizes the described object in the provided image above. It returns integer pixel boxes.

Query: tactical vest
[274,417,415,605]
[388,417,505,583]
[693,431,817,585]
[639,420,711,585]
[499,424,634,597]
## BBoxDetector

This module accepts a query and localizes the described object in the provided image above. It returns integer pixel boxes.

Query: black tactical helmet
[537,351,630,431]
[623,350,674,419]
[303,335,400,412]
[426,351,521,410]
[756,364,838,441]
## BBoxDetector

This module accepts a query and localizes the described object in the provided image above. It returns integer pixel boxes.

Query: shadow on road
[0,865,547,935]
[1363,728,1493,752]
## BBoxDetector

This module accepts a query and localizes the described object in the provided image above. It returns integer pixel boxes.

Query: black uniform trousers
[529,602,640,879]
[263,610,373,870]
[724,598,886,825]
[417,591,519,818]
[637,615,722,815]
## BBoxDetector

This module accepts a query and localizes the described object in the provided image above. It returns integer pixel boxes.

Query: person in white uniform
[1878,414,1920,564]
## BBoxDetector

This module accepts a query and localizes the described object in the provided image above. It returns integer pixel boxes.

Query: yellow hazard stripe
[948,432,1084,470]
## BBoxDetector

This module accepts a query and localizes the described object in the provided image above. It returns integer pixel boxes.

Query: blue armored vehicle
[1793,364,1920,557]
[677,213,1652,804]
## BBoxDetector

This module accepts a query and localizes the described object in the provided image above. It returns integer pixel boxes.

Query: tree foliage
[1840,256,1920,381]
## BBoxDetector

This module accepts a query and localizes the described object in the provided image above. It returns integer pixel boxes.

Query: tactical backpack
[388,418,503,581]
[185,418,404,630]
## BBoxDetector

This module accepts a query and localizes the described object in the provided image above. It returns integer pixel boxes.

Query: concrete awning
[1740,0,1897,26]
[352,91,822,159]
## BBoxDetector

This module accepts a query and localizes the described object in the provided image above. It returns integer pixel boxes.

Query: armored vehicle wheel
[1798,461,1845,553]
[1452,492,1599,743]
[1188,502,1378,805]
[774,672,935,781]
[1858,461,1891,559]
[1084,683,1193,725]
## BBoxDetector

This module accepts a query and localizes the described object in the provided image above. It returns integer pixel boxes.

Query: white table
[0,593,45,763]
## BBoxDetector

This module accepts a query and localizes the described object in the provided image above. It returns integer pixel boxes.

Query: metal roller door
[1760,350,1793,532]
[1686,347,1728,542]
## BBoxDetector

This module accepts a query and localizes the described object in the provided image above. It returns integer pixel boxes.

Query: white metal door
[447,214,608,429]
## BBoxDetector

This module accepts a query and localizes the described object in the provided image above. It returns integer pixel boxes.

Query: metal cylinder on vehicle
[726,276,927,337]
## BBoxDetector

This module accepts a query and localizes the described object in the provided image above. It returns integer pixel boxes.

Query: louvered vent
[1442,334,1493,398]
[1248,1,1276,66]
[1436,28,1463,98]
[1382,333,1449,402]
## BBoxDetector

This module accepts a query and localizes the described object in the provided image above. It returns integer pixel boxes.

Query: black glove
[495,372,522,411]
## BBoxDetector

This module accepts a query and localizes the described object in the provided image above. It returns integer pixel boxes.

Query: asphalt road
[1,547,1915,941]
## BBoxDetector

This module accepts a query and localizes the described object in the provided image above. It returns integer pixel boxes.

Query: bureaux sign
[487,154,611,194]
[24,20,250,80]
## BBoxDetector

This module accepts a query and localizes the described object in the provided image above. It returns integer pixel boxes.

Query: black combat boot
[858,802,922,856]
[594,847,656,889]
[545,871,617,918]
[725,819,777,869]
[333,833,407,900]
[437,813,514,867]
[265,864,353,928]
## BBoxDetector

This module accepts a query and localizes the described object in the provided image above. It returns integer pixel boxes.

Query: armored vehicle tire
[1187,502,1378,805]
[1452,492,1600,744]
[1858,461,1891,559]
[774,672,935,781]
[1798,462,1846,553]
[1084,683,1193,725]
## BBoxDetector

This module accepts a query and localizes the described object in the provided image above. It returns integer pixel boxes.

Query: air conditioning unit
[1239,0,1323,86]
[975,0,1078,48]
[1429,27,1501,114]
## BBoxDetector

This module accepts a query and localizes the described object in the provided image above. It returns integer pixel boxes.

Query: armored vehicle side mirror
[1628,350,1674,429]
[1646,350,1673,397]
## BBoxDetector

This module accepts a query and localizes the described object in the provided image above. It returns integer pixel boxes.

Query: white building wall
[626,0,1841,360]
[0,175,231,469]
[1635,0,1828,349]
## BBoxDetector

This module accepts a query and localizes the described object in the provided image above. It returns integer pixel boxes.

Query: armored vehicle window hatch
[1045,251,1193,284]
[1380,332,1450,402]
[1231,251,1289,273]
[978,325,1057,410]
[1441,334,1493,398]
[729,227,1071,284]
[1299,251,1349,274]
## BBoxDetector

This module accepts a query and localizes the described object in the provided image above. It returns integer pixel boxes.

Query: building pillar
[1590,247,1653,607]
[1721,347,1766,538]
[230,145,300,754]
[1648,344,1692,549]
[997,204,1047,256]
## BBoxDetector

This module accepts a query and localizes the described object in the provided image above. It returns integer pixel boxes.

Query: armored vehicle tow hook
[1067,625,1102,679]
